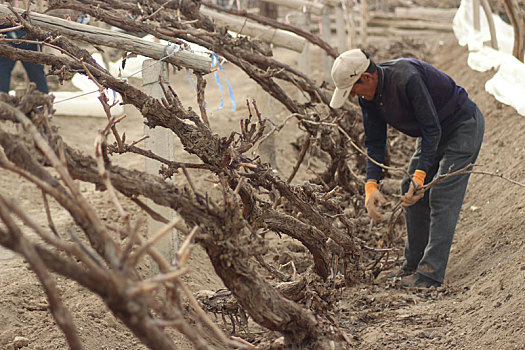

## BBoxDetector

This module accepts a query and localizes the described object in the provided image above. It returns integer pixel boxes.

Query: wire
[53,89,99,104]
[53,42,183,104]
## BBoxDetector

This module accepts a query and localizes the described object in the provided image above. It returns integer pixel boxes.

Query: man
[0,28,49,94]
[330,49,484,288]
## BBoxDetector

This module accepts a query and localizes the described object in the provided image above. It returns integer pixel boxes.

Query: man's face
[349,73,376,101]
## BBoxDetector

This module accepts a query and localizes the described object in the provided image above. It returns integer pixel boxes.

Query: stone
[13,336,30,349]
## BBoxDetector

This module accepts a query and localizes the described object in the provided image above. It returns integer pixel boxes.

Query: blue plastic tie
[110,89,117,104]
[210,53,237,112]
[210,54,224,110]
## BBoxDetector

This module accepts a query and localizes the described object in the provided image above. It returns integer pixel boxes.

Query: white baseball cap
[329,49,370,108]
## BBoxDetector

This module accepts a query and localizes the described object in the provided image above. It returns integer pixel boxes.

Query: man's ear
[360,72,372,81]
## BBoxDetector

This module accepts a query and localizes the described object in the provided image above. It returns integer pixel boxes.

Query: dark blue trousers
[401,105,485,283]
[0,30,49,94]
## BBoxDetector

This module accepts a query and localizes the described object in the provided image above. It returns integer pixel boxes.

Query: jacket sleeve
[406,75,441,173]
[362,104,387,181]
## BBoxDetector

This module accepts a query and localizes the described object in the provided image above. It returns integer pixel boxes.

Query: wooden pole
[367,18,454,31]
[200,7,306,52]
[0,4,212,73]
[393,7,457,20]
[260,0,324,16]
[142,59,178,274]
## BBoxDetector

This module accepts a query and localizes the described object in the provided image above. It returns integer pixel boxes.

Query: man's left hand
[401,170,426,207]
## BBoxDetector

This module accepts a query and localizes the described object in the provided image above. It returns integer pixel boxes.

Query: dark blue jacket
[360,58,475,181]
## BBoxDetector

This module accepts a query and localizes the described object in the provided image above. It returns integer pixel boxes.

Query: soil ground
[0,10,524,350]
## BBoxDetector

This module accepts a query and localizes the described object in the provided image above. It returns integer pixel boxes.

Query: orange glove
[365,180,386,222]
[401,170,426,207]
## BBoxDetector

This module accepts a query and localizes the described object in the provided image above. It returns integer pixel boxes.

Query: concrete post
[255,87,277,170]
[297,12,311,82]
[335,6,348,53]
[321,6,333,84]
[298,10,311,102]
[142,59,178,274]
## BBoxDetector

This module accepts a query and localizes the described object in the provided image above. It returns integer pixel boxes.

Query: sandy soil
[0,18,524,350]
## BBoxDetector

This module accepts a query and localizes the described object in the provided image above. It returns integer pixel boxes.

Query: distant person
[330,49,484,288]
[0,28,49,94]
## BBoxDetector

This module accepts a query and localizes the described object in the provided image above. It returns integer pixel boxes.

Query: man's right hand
[365,180,387,222]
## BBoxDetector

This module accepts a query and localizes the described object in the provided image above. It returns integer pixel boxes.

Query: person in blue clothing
[0,28,49,94]
[330,49,485,288]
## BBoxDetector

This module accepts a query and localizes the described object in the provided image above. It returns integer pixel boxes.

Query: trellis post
[321,6,333,83]
[335,5,348,53]
[298,9,311,101]
[142,59,178,274]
